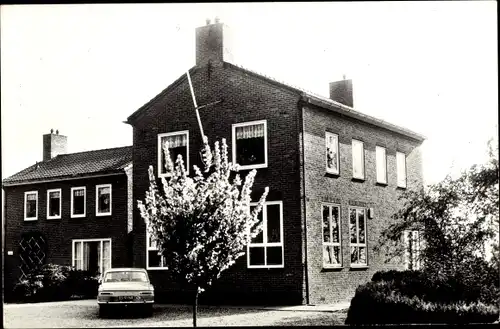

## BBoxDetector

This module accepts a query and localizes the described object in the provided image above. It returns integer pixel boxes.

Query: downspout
[298,100,310,305]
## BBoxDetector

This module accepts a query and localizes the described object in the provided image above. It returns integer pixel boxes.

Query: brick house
[2,130,133,300]
[125,21,425,305]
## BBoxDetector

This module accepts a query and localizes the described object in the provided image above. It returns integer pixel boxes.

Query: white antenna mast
[186,70,205,139]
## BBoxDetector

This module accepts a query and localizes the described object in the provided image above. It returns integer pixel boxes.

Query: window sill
[350,265,369,270]
[351,177,365,183]
[47,216,61,220]
[238,163,268,171]
[96,213,112,217]
[325,171,340,178]
[322,265,343,271]
[247,265,284,269]
[396,186,407,190]
[376,182,388,187]
[71,214,86,219]
[24,218,38,221]
[146,267,169,270]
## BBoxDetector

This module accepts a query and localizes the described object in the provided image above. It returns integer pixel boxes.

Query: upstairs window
[47,189,61,219]
[325,132,340,175]
[397,151,407,188]
[96,184,112,216]
[71,187,86,218]
[322,204,342,267]
[232,120,268,170]
[404,230,421,270]
[349,208,367,267]
[158,131,189,177]
[24,191,38,221]
[247,201,283,268]
[376,146,387,184]
[352,139,365,180]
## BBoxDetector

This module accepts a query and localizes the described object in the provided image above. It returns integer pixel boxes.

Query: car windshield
[104,271,148,283]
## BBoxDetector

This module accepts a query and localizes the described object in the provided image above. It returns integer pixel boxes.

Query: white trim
[396,151,407,188]
[72,238,112,273]
[46,188,62,219]
[325,132,340,175]
[247,200,284,269]
[3,172,126,187]
[157,130,190,178]
[71,187,86,218]
[232,120,268,170]
[322,203,342,268]
[349,207,368,267]
[96,184,112,216]
[24,191,38,221]
[376,146,388,184]
[145,224,168,270]
[352,139,365,180]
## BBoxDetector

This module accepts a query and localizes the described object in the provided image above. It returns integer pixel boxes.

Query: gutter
[2,171,127,187]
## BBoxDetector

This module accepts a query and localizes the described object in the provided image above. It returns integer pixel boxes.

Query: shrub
[345,281,499,324]
[66,270,99,298]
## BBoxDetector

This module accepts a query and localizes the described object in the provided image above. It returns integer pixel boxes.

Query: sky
[1,2,498,186]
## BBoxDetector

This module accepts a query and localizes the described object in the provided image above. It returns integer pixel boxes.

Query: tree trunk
[193,289,199,327]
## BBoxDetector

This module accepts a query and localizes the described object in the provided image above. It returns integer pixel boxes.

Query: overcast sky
[1,2,497,186]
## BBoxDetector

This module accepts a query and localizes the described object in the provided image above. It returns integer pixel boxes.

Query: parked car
[97,268,154,317]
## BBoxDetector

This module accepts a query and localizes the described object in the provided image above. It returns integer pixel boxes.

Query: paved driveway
[3,299,348,327]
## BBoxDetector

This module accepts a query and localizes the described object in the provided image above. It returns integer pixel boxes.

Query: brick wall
[3,174,131,297]
[301,104,424,304]
[131,62,306,305]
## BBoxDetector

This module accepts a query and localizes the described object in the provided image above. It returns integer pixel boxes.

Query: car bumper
[98,300,154,305]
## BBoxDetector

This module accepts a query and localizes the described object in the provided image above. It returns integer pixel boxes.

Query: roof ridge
[56,145,132,157]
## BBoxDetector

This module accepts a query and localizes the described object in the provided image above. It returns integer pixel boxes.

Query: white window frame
[71,186,86,218]
[376,146,388,184]
[24,191,38,221]
[352,139,365,180]
[404,230,421,270]
[146,226,168,270]
[46,188,62,220]
[325,132,340,175]
[396,151,407,188]
[247,200,284,268]
[322,203,342,268]
[232,120,268,170]
[72,238,112,273]
[157,130,190,178]
[349,207,368,267]
[96,184,112,216]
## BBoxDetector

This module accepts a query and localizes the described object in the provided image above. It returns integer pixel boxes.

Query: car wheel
[99,305,108,318]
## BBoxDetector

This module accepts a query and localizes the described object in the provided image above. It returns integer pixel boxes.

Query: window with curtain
[322,204,342,267]
[47,189,61,219]
[71,187,86,217]
[376,146,387,184]
[24,191,38,220]
[350,208,367,266]
[96,184,111,216]
[397,152,407,188]
[352,139,365,179]
[72,239,111,275]
[158,131,189,176]
[232,120,267,169]
[325,132,339,174]
[247,201,283,268]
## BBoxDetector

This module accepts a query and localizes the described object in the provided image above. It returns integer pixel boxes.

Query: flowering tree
[137,137,268,326]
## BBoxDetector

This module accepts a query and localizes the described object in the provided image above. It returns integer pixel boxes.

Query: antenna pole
[186,70,205,139]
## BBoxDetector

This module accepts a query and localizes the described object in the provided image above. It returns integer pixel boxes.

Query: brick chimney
[329,76,354,107]
[43,129,67,161]
[195,17,234,67]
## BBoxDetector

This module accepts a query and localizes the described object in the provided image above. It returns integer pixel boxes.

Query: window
[376,146,387,184]
[71,187,86,218]
[24,191,38,221]
[158,131,189,177]
[404,230,421,270]
[47,189,62,219]
[322,204,342,267]
[349,208,367,266]
[352,139,365,180]
[397,152,407,188]
[72,239,111,275]
[146,227,167,269]
[232,120,268,170]
[325,132,340,175]
[247,201,284,268]
[96,184,112,216]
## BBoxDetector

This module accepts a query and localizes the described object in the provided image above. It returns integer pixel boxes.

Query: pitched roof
[3,146,132,186]
[126,62,425,142]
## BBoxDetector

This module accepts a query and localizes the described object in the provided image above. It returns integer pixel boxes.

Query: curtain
[236,124,264,140]
[103,241,111,273]
[75,242,82,270]
[162,134,187,148]
[83,242,90,271]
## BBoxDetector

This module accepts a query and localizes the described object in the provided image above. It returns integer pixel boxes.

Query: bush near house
[345,270,499,324]
[12,264,100,303]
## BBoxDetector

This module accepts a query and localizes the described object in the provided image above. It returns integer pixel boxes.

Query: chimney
[329,76,354,107]
[43,129,67,161]
[195,18,234,67]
